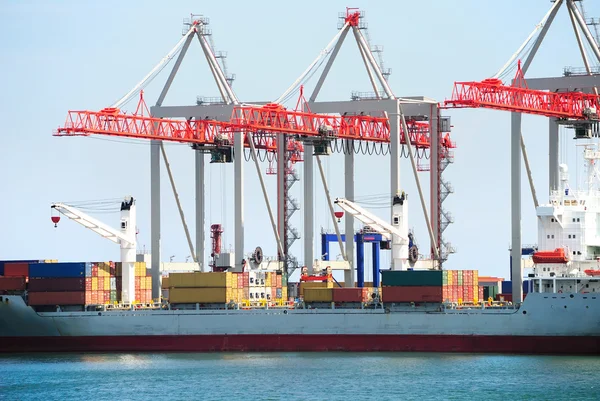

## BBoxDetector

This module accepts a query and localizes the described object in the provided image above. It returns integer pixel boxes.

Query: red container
[0,277,26,291]
[85,278,92,291]
[4,263,29,277]
[135,277,141,289]
[333,287,368,303]
[276,275,282,287]
[85,292,92,304]
[28,291,85,306]
[146,289,151,302]
[382,286,443,303]
[110,263,116,276]
[92,265,98,277]
[28,278,85,292]
[271,287,277,300]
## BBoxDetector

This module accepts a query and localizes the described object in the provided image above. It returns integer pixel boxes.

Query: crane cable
[274,23,349,105]
[110,26,196,110]
[492,0,562,80]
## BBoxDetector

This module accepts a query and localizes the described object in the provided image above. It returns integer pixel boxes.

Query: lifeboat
[584,269,600,277]
[532,248,568,264]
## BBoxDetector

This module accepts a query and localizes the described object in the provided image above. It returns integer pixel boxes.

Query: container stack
[441,270,479,304]
[115,262,153,303]
[381,270,480,304]
[167,271,287,304]
[169,272,234,303]
[28,262,90,306]
[0,260,38,292]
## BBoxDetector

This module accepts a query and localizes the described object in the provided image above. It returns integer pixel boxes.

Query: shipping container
[381,270,443,287]
[29,262,89,278]
[28,278,85,292]
[169,287,233,303]
[0,260,45,276]
[303,288,333,302]
[502,281,512,294]
[0,277,26,291]
[382,286,443,303]
[28,291,86,306]
[169,272,232,288]
[332,287,369,303]
[162,276,170,289]
[3,262,29,277]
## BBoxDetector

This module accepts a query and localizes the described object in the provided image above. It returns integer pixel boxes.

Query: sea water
[0,353,599,400]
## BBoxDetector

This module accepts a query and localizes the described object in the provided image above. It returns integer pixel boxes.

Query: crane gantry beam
[55,92,451,151]
[445,62,600,120]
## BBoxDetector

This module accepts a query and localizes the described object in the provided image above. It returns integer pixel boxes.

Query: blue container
[523,280,530,294]
[501,280,512,294]
[28,262,89,278]
[85,264,92,277]
[0,260,45,276]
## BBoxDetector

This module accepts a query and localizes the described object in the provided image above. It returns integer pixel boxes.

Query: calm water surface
[1,353,599,400]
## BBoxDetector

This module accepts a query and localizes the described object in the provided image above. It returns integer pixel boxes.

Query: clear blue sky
[1,0,598,281]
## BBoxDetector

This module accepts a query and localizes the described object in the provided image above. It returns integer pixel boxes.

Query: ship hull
[1,334,599,354]
[1,293,599,354]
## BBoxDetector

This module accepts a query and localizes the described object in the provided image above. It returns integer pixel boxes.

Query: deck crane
[51,197,137,304]
[335,194,436,272]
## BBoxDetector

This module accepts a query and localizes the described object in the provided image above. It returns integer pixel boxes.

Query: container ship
[1,147,600,354]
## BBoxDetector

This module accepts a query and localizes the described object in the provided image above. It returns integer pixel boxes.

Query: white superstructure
[533,145,600,294]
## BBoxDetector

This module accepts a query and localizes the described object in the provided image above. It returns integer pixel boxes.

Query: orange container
[4,263,29,277]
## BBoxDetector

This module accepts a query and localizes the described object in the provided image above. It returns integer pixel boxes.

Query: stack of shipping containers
[0,260,152,307]
[381,270,481,304]
[0,260,47,293]
[168,271,287,304]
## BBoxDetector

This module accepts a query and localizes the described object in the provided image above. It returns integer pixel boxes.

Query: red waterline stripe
[1,335,599,354]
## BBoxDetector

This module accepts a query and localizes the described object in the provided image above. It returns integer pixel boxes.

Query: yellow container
[169,272,232,288]
[169,287,233,303]
[146,276,152,290]
[104,278,110,291]
[43,259,58,263]
[140,277,147,290]
[91,277,98,291]
[299,281,332,296]
[303,288,333,302]
[161,277,170,289]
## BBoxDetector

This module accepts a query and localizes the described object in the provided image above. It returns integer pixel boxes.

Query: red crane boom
[444,62,600,120]
[55,92,454,152]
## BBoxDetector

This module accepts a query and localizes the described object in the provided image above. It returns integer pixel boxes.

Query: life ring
[408,245,419,264]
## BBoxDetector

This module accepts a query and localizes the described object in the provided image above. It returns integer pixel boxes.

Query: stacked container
[28,262,90,306]
[116,262,153,303]
[381,270,480,304]
[167,271,287,304]
[169,272,234,303]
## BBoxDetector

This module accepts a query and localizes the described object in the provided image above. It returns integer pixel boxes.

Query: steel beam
[196,151,205,271]
[151,99,435,120]
[234,132,244,269]
[278,134,286,264]
[149,31,194,301]
[310,26,350,102]
[390,100,401,265]
[429,105,440,261]
[304,144,314,272]
[549,118,560,192]
[525,75,600,91]
[345,141,355,286]
[511,112,523,303]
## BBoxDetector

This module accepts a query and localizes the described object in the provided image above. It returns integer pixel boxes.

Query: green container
[110,290,117,303]
[282,274,288,286]
[381,270,443,287]
[458,278,463,285]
